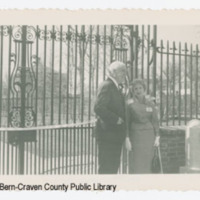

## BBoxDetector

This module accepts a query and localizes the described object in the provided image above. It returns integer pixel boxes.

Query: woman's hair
[130,79,146,92]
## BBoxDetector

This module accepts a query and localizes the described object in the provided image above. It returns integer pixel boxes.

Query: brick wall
[160,126,186,173]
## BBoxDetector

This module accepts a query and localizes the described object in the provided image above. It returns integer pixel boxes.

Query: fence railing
[0,122,129,175]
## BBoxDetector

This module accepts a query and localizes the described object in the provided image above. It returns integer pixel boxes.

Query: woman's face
[133,84,145,98]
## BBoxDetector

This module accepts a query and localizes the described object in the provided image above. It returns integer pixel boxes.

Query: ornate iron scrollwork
[26,26,37,42]
[9,108,36,128]
[9,108,21,128]
[113,25,130,50]
[23,25,130,48]
[2,26,12,36]
[25,108,36,127]
[8,26,36,128]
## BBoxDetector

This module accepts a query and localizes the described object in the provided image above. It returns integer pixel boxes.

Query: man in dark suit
[94,61,127,174]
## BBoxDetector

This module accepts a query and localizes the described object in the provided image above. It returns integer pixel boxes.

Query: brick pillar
[159,127,185,173]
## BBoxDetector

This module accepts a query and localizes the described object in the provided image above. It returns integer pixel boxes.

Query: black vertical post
[129,25,134,80]
[147,26,150,94]
[153,25,157,98]
[134,25,139,78]
[160,40,163,125]
[18,26,27,174]
[172,42,176,125]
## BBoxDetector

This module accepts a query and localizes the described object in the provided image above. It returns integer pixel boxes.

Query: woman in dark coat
[125,79,160,174]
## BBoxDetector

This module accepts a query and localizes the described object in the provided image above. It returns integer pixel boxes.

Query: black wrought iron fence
[126,25,200,125]
[0,124,98,175]
[157,41,200,126]
[0,25,131,174]
[0,122,129,175]
[0,25,200,174]
[0,25,130,128]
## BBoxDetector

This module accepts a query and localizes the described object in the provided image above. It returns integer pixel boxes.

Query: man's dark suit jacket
[94,78,126,144]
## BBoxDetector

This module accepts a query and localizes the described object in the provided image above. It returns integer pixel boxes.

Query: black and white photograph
[0,24,199,176]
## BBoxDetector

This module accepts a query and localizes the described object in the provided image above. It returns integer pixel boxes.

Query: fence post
[153,25,157,98]
[18,25,27,174]
[128,25,134,80]
[134,25,139,78]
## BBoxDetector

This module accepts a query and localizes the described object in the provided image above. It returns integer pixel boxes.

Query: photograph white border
[0,10,200,192]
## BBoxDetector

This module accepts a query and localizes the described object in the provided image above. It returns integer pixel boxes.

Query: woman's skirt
[129,128,155,174]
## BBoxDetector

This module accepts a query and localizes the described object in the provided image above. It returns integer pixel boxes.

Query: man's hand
[125,137,132,151]
[117,117,124,125]
[154,136,160,147]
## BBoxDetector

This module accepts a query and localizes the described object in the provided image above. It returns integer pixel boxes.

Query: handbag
[151,146,163,173]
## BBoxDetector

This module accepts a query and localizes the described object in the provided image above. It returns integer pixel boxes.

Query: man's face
[113,67,126,84]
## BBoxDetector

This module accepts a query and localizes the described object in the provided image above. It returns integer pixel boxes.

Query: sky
[158,26,200,45]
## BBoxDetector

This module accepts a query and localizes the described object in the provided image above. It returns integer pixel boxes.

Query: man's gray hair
[107,61,126,76]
